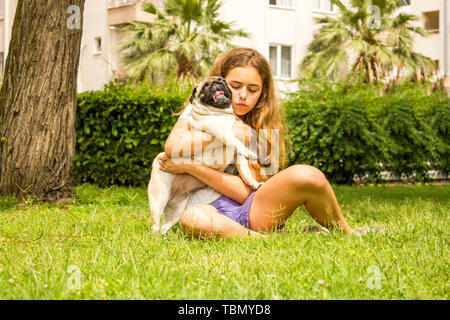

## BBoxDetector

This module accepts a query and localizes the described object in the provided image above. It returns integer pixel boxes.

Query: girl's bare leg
[248,165,354,235]
[179,204,265,239]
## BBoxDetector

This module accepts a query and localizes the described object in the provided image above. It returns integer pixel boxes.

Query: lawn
[0,183,448,300]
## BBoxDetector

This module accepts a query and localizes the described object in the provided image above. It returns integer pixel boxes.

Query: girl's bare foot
[301,225,330,235]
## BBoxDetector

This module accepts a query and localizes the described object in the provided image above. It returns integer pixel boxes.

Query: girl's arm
[164,117,252,159]
[164,118,220,158]
[163,118,259,204]
[183,161,259,205]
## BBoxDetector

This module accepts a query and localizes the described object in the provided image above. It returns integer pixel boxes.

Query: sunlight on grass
[0,183,448,299]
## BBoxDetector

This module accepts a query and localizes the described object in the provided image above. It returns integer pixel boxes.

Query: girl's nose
[240,87,247,100]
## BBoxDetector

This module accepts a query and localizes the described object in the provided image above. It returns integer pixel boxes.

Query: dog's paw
[243,151,258,161]
[250,182,264,190]
[151,225,160,233]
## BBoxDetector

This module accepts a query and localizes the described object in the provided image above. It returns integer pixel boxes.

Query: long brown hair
[176,48,290,181]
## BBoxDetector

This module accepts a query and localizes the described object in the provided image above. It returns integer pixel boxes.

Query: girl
[158,48,357,239]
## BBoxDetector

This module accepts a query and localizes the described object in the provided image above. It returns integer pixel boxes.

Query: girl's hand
[158,153,197,174]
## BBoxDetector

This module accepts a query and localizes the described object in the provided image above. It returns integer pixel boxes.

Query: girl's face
[225,66,263,117]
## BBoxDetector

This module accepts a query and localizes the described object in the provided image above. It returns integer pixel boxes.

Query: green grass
[0,183,448,299]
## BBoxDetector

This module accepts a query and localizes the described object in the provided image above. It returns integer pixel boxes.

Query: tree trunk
[396,63,402,84]
[0,0,85,202]
[368,59,374,83]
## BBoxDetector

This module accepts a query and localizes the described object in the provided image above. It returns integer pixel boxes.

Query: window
[423,11,439,33]
[269,0,293,8]
[269,45,292,79]
[312,0,336,13]
[94,37,102,54]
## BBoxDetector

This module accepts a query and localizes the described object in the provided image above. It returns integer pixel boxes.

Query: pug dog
[148,76,263,233]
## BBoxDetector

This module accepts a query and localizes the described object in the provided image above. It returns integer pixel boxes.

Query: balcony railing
[108,0,146,9]
[108,0,157,26]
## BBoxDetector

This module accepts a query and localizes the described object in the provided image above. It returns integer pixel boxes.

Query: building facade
[0,0,17,76]
[0,0,448,92]
[410,0,450,86]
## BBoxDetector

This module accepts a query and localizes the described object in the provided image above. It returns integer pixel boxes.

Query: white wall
[411,0,449,79]
[218,0,345,94]
[218,0,267,53]
[1,0,16,63]
[78,0,112,92]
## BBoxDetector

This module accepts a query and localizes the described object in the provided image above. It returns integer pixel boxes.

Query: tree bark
[0,0,85,202]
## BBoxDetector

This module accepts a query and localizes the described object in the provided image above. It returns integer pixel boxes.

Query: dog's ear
[189,86,197,104]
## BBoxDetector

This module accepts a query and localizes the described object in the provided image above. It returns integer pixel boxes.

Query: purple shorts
[208,191,257,229]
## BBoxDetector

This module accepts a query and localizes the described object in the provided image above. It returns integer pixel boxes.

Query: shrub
[73,79,190,187]
[430,93,450,173]
[381,83,446,180]
[284,78,449,184]
[74,77,448,187]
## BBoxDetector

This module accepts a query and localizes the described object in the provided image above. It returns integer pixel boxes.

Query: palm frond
[302,0,435,83]
[116,0,249,82]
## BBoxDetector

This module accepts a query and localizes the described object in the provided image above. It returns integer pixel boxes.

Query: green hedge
[74,78,448,187]
[73,80,190,187]
[284,79,449,184]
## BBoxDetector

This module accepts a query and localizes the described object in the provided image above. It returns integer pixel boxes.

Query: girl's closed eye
[230,85,258,93]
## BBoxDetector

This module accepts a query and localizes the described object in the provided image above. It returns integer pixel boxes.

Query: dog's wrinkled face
[190,76,232,109]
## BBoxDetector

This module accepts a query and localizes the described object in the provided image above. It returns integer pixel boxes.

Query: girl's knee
[179,204,216,231]
[287,164,328,191]
[180,205,204,226]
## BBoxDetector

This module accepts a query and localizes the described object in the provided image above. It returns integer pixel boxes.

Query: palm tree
[300,0,437,83]
[117,0,249,82]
